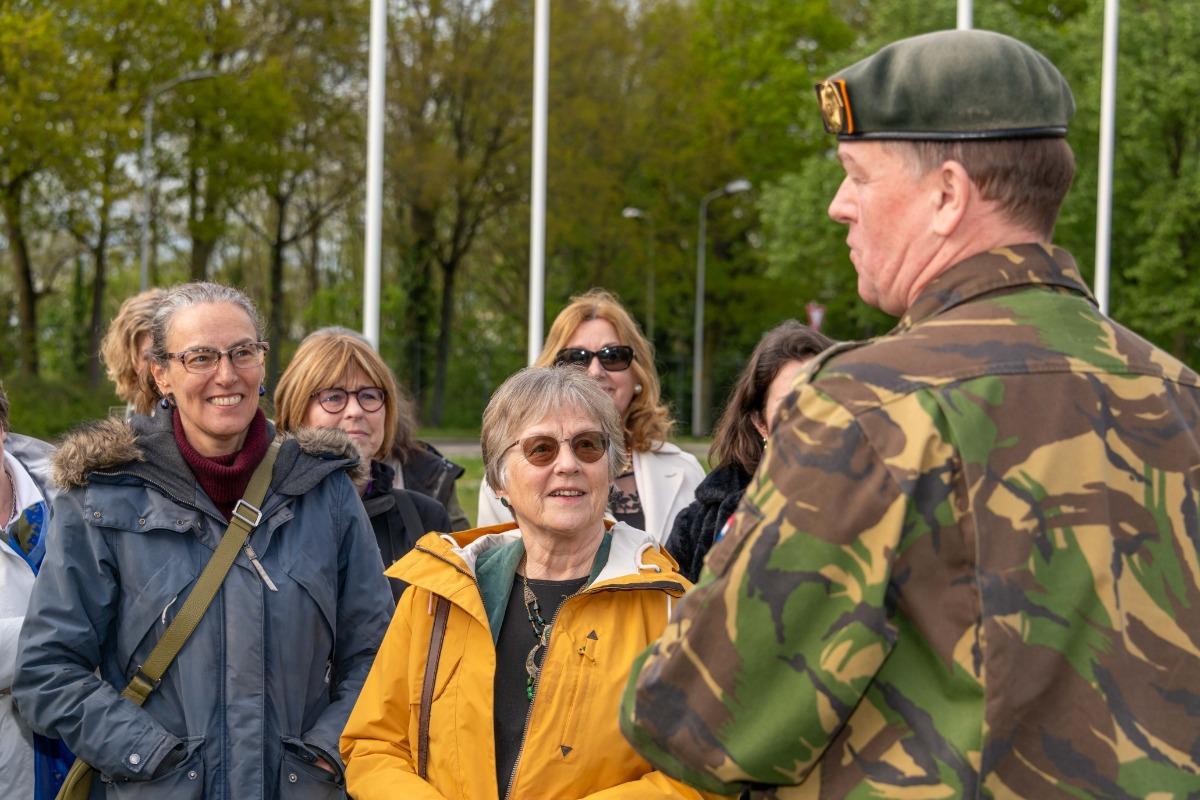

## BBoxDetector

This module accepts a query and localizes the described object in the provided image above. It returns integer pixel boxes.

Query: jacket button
[128,753,141,765]
[93,511,102,519]
[138,518,146,526]
[188,770,198,780]
[288,772,298,783]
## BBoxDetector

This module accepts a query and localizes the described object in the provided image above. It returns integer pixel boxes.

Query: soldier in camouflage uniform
[620,29,1200,799]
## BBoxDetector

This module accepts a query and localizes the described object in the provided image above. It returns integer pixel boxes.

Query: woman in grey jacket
[14,283,393,799]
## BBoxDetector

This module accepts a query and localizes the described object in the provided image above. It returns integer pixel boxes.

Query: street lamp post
[692,178,751,437]
[139,70,217,291]
[621,206,655,341]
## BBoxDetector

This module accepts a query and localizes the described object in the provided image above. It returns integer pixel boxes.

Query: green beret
[815,29,1074,140]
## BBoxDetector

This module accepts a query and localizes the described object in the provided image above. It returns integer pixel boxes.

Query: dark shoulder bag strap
[394,489,426,551]
[417,595,450,780]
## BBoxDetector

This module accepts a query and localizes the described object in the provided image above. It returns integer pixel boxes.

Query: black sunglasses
[553,345,635,372]
[503,430,609,467]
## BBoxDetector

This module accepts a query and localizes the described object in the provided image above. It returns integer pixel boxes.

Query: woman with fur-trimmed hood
[13,283,394,799]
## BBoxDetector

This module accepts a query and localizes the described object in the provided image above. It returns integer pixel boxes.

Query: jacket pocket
[280,737,345,799]
[116,553,199,678]
[555,630,598,759]
[104,736,204,799]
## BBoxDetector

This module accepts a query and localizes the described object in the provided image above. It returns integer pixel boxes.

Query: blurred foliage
[2,0,1197,437]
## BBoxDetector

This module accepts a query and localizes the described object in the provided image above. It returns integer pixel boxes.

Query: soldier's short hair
[887,137,1076,238]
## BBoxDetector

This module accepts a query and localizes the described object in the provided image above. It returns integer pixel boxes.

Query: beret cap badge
[816,79,853,135]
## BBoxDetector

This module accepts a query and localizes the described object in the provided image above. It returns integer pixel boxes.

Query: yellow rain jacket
[341,521,721,800]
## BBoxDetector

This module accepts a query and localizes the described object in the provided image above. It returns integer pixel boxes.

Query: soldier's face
[828,142,942,315]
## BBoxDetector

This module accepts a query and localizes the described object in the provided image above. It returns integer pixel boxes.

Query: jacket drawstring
[635,543,662,574]
[161,594,179,625]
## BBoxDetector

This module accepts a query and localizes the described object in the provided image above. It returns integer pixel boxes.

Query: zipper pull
[243,544,279,592]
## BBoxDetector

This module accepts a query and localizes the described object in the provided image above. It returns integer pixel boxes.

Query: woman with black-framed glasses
[15,283,394,799]
[274,327,453,602]
[341,367,714,800]
[477,289,704,543]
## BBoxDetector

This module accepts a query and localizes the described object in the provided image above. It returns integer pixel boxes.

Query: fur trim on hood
[52,418,367,489]
[289,426,370,485]
[52,418,143,489]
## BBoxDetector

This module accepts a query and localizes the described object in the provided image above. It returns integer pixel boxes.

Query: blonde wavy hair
[535,289,673,452]
[99,288,166,415]
[274,327,405,461]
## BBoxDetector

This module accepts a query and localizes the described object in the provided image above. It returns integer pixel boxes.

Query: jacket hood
[52,414,367,494]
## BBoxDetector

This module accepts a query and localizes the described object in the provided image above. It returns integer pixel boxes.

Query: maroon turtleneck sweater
[174,409,271,520]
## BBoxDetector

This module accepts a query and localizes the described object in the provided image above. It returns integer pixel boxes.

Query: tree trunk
[191,236,217,282]
[71,255,89,374]
[430,258,459,427]
[267,193,289,384]
[87,240,109,388]
[87,147,116,388]
[407,204,439,419]
[2,178,38,376]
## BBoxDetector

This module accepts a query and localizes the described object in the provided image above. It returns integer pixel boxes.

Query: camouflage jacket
[620,244,1200,799]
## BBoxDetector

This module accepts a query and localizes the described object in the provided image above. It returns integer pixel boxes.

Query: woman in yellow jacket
[341,367,719,800]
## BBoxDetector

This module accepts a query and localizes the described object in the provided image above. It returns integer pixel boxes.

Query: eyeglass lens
[180,343,266,373]
[553,345,634,372]
[520,431,608,466]
[316,387,386,413]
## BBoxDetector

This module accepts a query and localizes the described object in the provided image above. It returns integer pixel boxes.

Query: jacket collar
[897,243,1095,333]
[392,521,688,635]
[51,411,365,502]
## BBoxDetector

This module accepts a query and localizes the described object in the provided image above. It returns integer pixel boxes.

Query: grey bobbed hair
[148,282,265,364]
[481,366,626,493]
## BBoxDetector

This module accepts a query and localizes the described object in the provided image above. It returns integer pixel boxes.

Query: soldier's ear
[930,159,971,238]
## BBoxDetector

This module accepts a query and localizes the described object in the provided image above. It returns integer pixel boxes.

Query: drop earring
[258,384,266,397]
[159,395,171,410]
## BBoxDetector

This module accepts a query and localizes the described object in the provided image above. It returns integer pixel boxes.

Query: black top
[363,460,453,601]
[664,462,753,582]
[493,573,588,797]
[609,475,646,532]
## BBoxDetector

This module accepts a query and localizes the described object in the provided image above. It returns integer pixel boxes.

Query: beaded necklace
[520,568,552,700]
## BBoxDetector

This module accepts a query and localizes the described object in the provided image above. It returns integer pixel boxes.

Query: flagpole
[363,0,387,348]
[1094,0,1119,315]
[528,0,549,365]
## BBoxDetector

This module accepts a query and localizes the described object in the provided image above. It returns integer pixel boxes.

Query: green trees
[3,0,1198,436]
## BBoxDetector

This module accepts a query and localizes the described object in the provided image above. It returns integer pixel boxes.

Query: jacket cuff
[107,729,181,781]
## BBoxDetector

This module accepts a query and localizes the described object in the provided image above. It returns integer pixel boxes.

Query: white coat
[1,439,51,800]
[476,441,704,542]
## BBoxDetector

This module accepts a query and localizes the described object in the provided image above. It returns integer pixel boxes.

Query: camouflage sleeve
[620,382,907,794]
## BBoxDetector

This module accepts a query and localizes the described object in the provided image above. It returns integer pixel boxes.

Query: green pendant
[526,677,535,701]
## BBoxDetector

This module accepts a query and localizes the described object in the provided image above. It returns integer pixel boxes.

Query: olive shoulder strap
[56,440,281,800]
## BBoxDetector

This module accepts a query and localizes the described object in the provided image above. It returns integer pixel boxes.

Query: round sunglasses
[503,430,609,467]
[310,386,386,414]
[553,345,634,372]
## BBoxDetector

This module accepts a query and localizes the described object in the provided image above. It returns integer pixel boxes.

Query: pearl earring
[634,384,643,394]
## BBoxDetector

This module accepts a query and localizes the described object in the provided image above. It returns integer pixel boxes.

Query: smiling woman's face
[497,406,611,542]
[151,302,264,457]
